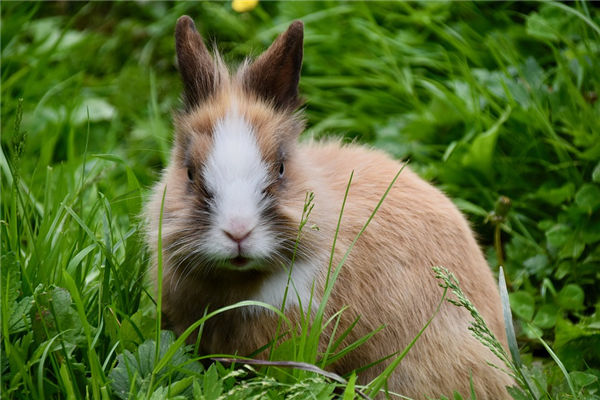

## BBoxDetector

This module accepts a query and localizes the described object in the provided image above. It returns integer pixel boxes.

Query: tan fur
[145,17,514,399]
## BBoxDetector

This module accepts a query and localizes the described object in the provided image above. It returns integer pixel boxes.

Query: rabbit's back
[298,141,512,398]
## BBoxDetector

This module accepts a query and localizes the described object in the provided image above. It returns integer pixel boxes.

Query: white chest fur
[241,260,321,317]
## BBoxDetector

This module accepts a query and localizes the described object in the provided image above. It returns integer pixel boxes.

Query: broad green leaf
[554,318,600,371]
[558,236,585,260]
[506,386,530,400]
[166,376,195,397]
[461,106,511,175]
[532,304,558,329]
[509,291,535,321]
[569,371,598,389]
[1,252,20,308]
[526,12,560,41]
[581,218,600,244]
[522,323,543,340]
[575,184,600,213]
[109,331,202,400]
[8,296,33,334]
[554,261,572,280]
[545,224,571,249]
[203,364,223,400]
[556,284,584,311]
[533,183,575,206]
[523,254,549,276]
[31,285,86,347]
[193,380,202,399]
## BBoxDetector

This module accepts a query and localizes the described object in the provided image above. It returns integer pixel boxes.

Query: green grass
[2,1,600,399]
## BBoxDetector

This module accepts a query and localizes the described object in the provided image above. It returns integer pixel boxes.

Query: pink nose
[223,228,252,244]
[223,218,254,245]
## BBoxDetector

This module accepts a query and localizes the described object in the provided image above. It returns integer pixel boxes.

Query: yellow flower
[232,0,259,13]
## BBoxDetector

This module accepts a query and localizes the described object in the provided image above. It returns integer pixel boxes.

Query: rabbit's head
[150,17,315,277]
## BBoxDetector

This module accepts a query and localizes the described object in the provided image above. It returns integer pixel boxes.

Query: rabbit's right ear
[175,16,216,110]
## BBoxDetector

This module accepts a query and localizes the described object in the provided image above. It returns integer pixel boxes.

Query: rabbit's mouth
[229,256,251,268]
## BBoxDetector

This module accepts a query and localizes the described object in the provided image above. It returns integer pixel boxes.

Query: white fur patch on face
[201,109,275,260]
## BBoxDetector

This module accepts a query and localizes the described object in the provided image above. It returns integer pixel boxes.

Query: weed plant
[2,2,599,399]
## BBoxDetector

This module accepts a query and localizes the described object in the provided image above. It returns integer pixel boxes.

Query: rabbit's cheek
[244,223,279,257]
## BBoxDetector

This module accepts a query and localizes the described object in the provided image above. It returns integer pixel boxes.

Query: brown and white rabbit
[145,16,514,399]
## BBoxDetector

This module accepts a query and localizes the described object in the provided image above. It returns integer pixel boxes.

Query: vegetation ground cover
[1,1,599,399]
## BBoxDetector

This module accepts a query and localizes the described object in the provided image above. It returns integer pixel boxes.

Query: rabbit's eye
[278,162,285,177]
[187,168,194,181]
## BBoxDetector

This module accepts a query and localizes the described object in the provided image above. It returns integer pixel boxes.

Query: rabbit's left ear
[243,21,304,111]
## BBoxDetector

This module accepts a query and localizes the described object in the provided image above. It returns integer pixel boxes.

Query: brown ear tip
[288,20,304,33]
[176,15,196,33]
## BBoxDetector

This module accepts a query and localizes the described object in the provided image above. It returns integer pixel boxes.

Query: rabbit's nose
[223,228,252,244]
[222,218,254,244]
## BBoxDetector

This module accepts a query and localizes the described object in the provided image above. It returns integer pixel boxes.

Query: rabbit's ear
[243,21,304,111]
[175,16,216,110]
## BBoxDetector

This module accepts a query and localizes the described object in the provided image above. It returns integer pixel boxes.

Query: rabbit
[145,15,515,399]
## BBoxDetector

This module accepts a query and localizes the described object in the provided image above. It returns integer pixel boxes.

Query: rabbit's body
[146,16,513,399]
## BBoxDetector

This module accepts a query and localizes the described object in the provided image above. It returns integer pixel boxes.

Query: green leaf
[532,327,578,397]
[506,386,530,400]
[193,380,202,399]
[59,362,77,400]
[342,373,357,400]
[558,236,585,260]
[145,386,186,400]
[575,184,600,213]
[569,371,598,389]
[509,291,535,321]
[453,391,464,400]
[532,304,558,329]
[461,106,511,175]
[166,376,195,397]
[31,285,86,347]
[523,254,549,277]
[555,318,600,370]
[112,308,155,352]
[533,183,575,206]
[312,379,336,400]
[526,12,560,41]
[453,198,488,217]
[522,57,544,95]
[556,284,584,311]
[203,364,223,400]
[522,323,543,340]
[554,261,572,280]
[8,296,33,334]
[545,224,571,248]
[109,331,202,400]
[581,217,600,244]
[1,252,20,308]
